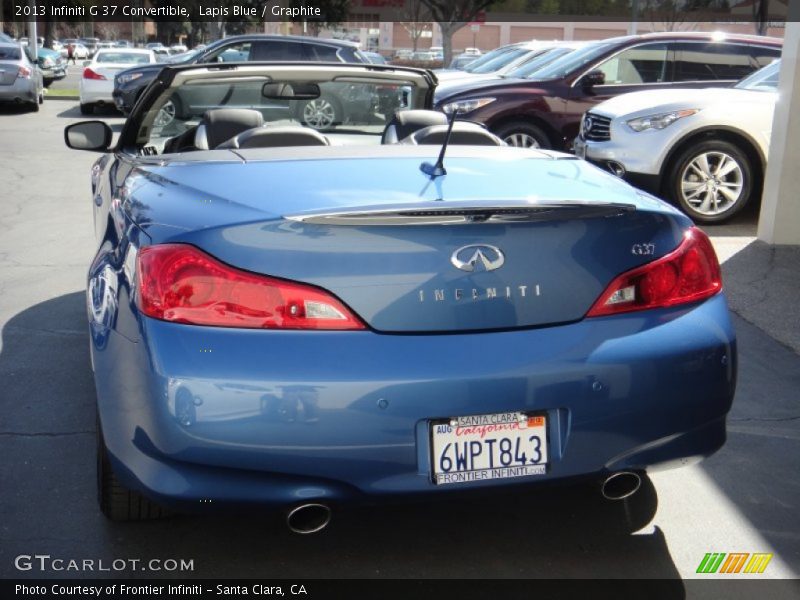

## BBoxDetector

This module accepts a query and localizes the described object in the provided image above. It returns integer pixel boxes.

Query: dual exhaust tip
[284,472,640,534]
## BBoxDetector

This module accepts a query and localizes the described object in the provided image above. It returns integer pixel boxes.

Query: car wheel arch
[660,126,766,198]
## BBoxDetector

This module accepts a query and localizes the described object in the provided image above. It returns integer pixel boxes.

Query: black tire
[80,103,94,115]
[299,94,342,132]
[38,90,44,105]
[493,120,551,149]
[30,99,40,112]
[97,416,170,521]
[667,139,755,224]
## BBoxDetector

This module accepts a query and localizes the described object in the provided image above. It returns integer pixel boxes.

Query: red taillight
[587,227,722,317]
[83,67,106,80]
[136,244,366,330]
[17,65,31,79]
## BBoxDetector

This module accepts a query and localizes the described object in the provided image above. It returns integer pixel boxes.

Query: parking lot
[0,99,798,583]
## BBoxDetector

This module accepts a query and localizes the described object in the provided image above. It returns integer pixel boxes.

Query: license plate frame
[429,411,549,485]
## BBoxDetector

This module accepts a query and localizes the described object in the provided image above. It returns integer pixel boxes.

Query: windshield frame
[118,62,436,154]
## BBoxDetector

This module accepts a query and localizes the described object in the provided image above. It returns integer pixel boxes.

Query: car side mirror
[64,121,112,152]
[580,69,606,88]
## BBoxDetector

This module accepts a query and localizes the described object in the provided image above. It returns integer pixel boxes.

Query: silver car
[0,43,44,111]
[575,60,780,223]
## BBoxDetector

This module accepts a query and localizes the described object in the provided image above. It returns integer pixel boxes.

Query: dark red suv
[434,32,782,150]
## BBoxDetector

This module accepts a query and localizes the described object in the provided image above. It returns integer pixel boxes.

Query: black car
[113,35,367,117]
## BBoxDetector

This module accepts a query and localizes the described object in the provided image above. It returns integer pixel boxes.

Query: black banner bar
[2,0,793,24]
[3,579,800,600]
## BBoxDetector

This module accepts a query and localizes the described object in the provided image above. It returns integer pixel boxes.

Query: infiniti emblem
[582,116,593,137]
[451,244,505,272]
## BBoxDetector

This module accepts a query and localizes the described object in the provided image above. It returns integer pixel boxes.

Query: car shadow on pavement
[699,199,761,238]
[56,104,125,126]
[0,293,682,587]
[695,239,800,575]
[0,103,38,116]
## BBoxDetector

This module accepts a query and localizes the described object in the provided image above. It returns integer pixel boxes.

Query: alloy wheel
[154,99,176,128]
[680,151,744,217]
[503,132,541,149]
[303,98,336,130]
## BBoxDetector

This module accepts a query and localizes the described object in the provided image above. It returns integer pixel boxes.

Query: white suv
[574,60,780,223]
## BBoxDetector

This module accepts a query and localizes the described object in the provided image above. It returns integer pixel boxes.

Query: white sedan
[61,42,90,60]
[574,60,780,223]
[79,48,156,115]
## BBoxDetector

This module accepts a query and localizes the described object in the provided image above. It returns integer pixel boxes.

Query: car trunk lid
[0,62,20,85]
[126,149,690,332]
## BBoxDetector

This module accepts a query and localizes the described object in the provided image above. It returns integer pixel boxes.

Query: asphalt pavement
[46,63,83,95]
[0,100,798,588]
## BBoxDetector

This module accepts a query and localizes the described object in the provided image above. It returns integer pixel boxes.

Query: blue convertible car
[65,63,735,532]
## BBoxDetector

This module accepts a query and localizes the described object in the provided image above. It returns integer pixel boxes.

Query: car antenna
[420,108,460,178]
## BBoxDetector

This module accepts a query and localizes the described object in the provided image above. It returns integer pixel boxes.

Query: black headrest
[217,126,330,149]
[381,109,448,144]
[196,108,264,150]
[402,122,505,146]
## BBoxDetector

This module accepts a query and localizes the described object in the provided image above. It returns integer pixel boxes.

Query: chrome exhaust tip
[601,471,641,501]
[286,503,331,534]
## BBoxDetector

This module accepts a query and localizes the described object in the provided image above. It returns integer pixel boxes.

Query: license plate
[431,412,548,485]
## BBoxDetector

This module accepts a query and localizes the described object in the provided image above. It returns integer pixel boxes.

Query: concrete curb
[45,96,79,101]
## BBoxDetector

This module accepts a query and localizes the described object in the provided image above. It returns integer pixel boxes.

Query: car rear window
[597,43,670,84]
[673,43,757,81]
[250,41,306,61]
[96,52,151,64]
[304,44,341,62]
[0,47,21,60]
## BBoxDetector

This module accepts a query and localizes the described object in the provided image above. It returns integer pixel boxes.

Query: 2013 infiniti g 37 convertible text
[64,63,736,532]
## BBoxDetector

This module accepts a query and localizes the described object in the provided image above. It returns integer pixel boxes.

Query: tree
[753,0,770,36]
[400,0,432,52]
[642,0,697,31]
[421,0,497,66]
[192,0,268,40]
[44,1,93,48]
[96,22,121,41]
[57,21,84,39]
[291,0,351,37]
[640,0,729,31]
[525,0,629,16]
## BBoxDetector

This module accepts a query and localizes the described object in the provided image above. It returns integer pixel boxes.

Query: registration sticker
[430,412,548,485]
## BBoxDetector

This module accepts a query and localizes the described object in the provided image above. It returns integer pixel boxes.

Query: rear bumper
[0,79,37,103]
[93,294,736,510]
[80,79,114,105]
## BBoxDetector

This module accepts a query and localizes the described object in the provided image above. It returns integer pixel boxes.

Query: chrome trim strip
[284,200,636,225]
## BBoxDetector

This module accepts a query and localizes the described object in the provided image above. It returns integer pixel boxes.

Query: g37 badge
[632,243,655,256]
